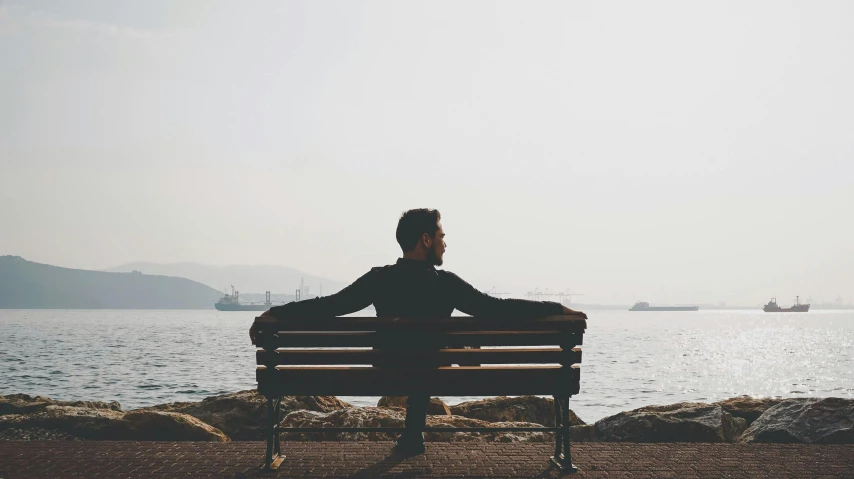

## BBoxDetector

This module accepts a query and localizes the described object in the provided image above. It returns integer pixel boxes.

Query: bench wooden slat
[256,365,580,396]
[263,331,582,348]
[256,347,581,366]
[254,315,587,333]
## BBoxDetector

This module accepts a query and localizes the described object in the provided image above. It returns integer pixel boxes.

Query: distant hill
[0,256,223,309]
[105,262,345,296]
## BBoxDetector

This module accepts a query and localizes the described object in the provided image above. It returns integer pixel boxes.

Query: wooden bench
[253,314,586,472]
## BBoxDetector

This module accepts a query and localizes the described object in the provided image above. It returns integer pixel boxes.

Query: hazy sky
[1,1,852,305]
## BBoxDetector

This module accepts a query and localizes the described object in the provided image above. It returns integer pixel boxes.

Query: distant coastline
[0,256,221,309]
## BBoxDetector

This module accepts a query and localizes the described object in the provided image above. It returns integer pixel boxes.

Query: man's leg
[405,395,429,433]
[395,338,441,455]
[396,395,429,454]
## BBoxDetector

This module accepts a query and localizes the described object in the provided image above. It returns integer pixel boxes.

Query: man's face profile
[426,222,446,266]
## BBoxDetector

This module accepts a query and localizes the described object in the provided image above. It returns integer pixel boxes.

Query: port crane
[487,287,509,298]
[525,288,585,304]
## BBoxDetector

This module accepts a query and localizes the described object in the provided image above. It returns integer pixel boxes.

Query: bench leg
[262,396,285,471]
[273,397,282,457]
[550,396,578,473]
[552,395,563,460]
[562,396,577,472]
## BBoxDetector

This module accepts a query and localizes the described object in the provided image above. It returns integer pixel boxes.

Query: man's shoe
[394,433,426,455]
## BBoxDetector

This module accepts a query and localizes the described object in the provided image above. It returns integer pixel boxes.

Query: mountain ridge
[0,256,223,309]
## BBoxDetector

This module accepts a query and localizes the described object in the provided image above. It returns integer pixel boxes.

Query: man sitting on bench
[249,208,585,455]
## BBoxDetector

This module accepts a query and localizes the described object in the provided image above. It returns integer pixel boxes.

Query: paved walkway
[1,441,852,478]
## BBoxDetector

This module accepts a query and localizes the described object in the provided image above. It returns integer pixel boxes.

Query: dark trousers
[404,395,430,437]
[377,333,476,440]
[401,346,480,437]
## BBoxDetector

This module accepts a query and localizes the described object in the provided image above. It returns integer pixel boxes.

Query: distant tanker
[215,286,272,312]
[763,296,810,313]
[629,302,699,312]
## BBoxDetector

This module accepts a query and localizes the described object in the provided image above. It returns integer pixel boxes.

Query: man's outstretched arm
[249,269,376,344]
[447,272,587,319]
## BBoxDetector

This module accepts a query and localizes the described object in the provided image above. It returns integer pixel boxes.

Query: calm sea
[1,309,851,423]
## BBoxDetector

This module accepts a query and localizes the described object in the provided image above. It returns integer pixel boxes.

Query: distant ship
[630,302,699,311]
[215,286,272,311]
[763,296,810,312]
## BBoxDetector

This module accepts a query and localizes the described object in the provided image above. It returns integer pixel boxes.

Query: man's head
[396,208,446,266]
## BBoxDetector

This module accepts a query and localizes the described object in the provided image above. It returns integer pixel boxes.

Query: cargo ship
[630,302,699,311]
[763,296,810,312]
[215,286,272,311]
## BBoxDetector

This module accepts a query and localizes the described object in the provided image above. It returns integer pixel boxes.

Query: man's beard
[427,247,443,266]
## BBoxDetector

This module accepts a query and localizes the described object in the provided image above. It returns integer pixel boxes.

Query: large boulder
[568,424,598,442]
[593,402,747,442]
[0,394,122,415]
[120,411,229,441]
[427,417,552,443]
[376,397,451,415]
[0,404,228,441]
[713,396,784,425]
[280,406,551,442]
[739,398,854,444]
[139,390,350,440]
[281,407,406,441]
[0,405,125,440]
[450,396,584,427]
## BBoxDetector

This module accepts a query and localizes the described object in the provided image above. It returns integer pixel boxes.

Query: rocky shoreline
[1,392,851,444]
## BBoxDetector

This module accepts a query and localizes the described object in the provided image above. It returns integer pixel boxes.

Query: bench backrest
[255,315,585,397]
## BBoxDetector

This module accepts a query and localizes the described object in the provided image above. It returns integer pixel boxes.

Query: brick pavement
[1,441,852,478]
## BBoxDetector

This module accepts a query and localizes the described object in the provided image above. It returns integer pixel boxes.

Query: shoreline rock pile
[0,393,228,442]
[1,392,851,444]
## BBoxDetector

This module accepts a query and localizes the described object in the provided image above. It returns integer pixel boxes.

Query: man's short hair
[396,209,441,252]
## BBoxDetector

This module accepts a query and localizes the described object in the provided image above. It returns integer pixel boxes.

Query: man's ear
[422,233,433,247]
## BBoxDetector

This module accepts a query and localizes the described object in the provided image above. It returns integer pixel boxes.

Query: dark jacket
[268,258,563,319]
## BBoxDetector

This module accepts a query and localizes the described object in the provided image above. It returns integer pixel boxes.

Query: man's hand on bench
[249,310,276,345]
[561,305,587,319]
